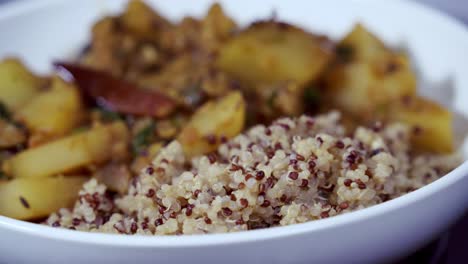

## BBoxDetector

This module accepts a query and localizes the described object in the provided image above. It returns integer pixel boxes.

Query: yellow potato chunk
[218,21,332,86]
[339,23,388,63]
[0,58,44,110]
[121,0,171,39]
[325,57,416,118]
[0,176,87,220]
[200,3,237,50]
[178,91,245,157]
[389,96,453,153]
[324,24,416,118]
[4,122,129,179]
[15,76,83,141]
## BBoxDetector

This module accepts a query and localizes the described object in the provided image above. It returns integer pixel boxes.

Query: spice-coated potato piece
[389,96,453,153]
[218,21,333,86]
[4,122,129,179]
[0,175,87,220]
[121,0,171,40]
[0,58,45,111]
[15,76,83,143]
[178,91,245,157]
[325,24,416,118]
[325,57,416,118]
[200,3,237,51]
[338,23,388,63]
[84,17,121,74]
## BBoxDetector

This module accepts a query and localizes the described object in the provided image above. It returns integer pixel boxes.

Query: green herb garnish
[131,121,156,155]
[73,126,89,134]
[303,86,321,106]
[96,108,122,122]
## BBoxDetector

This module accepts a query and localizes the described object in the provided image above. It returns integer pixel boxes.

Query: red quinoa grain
[339,202,349,210]
[256,171,265,180]
[240,198,249,208]
[288,171,299,180]
[222,207,233,217]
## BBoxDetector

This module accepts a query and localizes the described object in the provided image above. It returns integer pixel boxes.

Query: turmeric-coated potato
[15,76,83,143]
[4,122,129,179]
[324,24,417,119]
[0,176,88,220]
[388,96,453,153]
[218,21,333,86]
[0,58,45,111]
[178,91,245,157]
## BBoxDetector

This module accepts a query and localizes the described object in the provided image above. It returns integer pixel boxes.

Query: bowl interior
[0,0,467,246]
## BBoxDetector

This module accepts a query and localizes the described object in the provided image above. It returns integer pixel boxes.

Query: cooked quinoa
[46,111,460,235]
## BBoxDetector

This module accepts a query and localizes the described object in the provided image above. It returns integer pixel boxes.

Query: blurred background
[414,0,468,23]
[0,0,466,263]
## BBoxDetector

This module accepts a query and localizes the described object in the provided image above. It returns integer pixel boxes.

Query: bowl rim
[0,0,467,248]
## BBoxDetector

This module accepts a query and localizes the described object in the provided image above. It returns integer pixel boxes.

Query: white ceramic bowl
[1,0,468,263]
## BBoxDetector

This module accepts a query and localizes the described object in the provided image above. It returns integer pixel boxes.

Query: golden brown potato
[3,122,129,179]
[325,60,416,118]
[0,58,45,111]
[84,17,123,75]
[137,54,198,97]
[200,3,237,51]
[15,76,83,143]
[389,96,453,153]
[324,24,416,118]
[218,21,333,86]
[121,0,172,40]
[0,175,88,220]
[338,23,388,63]
[178,91,246,157]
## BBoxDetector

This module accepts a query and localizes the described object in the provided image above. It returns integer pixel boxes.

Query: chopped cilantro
[132,121,156,155]
[303,86,321,106]
[96,108,122,122]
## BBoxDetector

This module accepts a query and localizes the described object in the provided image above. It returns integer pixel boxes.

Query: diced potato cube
[389,96,453,153]
[15,76,83,142]
[200,3,237,50]
[324,24,416,118]
[0,58,45,110]
[325,57,416,118]
[0,175,87,220]
[4,122,129,179]
[218,21,333,86]
[121,0,171,39]
[338,23,388,63]
[178,91,245,157]
[325,62,375,117]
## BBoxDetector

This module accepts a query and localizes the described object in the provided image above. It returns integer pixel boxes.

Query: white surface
[1,0,468,263]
